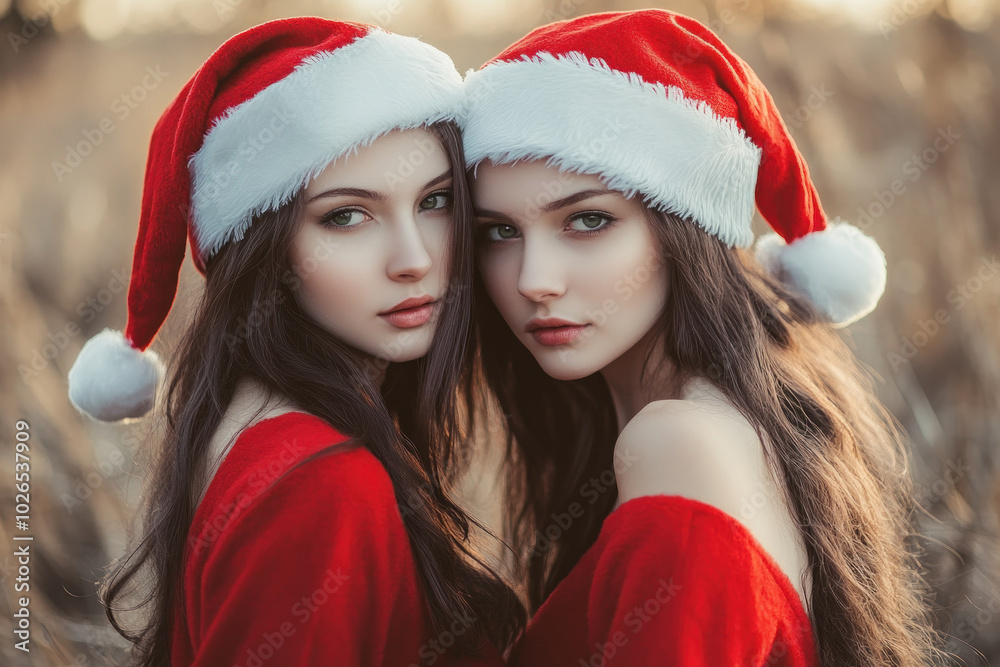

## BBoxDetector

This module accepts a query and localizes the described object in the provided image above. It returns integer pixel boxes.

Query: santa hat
[461,9,886,328]
[67,17,465,422]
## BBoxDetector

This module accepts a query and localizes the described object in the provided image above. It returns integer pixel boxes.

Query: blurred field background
[0,0,998,664]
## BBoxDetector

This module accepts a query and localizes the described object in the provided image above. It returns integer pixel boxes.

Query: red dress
[170,411,504,666]
[511,495,819,667]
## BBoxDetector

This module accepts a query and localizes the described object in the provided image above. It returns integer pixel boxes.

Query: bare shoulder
[198,376,304,505]
[614,396,762,518]
[617,375,760,479]
[612,380,811,606]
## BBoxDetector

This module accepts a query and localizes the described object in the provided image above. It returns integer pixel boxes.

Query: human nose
[516,234,565,302]
[386,213,434,281]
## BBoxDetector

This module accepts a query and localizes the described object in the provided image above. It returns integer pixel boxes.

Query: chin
[533,349,603,381]
[367,330,435,364]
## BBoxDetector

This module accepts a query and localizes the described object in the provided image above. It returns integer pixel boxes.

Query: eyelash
[477,210,618,245]
[419,189,453,213]
[569,211,618,236]
[320,207,370,230]
[318,189,454,230]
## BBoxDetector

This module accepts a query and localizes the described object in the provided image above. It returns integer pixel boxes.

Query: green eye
[323,209,367,227]
[419,192,452,210]
[569,213,611,231]
[485,224,519,242]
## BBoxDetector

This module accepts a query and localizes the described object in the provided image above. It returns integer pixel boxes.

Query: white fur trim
[753,220,887,327]
[461,52,761,247]
[68,329,165,422]
[190,28,465,259]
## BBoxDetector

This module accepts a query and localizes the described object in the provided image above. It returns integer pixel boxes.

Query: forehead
[475,158,604,186]
[471,159,622,211]
[306,127,449,192]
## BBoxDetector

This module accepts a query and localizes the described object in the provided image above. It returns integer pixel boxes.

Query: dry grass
[0,0,997,664]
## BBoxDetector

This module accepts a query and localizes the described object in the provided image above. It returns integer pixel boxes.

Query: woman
[67,18,523,666]
[460,9,943,666]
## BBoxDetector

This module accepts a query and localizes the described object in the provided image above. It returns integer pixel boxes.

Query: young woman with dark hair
[67,18,523,666]
[461,9,944,666]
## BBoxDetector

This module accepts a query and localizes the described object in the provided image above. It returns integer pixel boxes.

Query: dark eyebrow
[307,187,387,204]
[474,188,615,223]
[473,207,514,224]
[307,170,452,204]
[541,188,614,213]
[421,170,452,191]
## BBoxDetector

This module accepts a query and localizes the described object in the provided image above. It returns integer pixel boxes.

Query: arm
[189,449,426,666]
[583,495,818,667]
[614,400,808,603]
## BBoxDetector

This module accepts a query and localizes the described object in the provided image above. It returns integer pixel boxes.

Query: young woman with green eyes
[462,9,943,667]
[66,18,523,666]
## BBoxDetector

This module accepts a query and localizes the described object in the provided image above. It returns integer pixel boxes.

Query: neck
[599,329,685,435]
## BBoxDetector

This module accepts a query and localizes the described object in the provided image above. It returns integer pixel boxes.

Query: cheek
[478,247,520,312]
[423,217,452,275]
[584,232,665,324]
[298,258,364,322]
[290,229,373,321]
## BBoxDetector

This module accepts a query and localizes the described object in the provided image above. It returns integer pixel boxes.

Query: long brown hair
[472,204,945,665]
[100,121,526,666]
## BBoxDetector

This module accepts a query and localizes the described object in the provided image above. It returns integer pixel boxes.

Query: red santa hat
[461,9,886,329]
[67,17,465,422]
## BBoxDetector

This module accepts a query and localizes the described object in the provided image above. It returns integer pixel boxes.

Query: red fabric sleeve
[189,447,430,667]
[512,495,819,667]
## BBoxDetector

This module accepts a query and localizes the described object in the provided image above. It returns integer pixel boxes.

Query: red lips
[526,317,582,331]
[381,296,434,314]
[526,317,588,346]
[379,295,437,329]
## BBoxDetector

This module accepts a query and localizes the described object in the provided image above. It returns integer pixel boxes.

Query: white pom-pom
[67,329,165,422]
[753,220,887,327]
